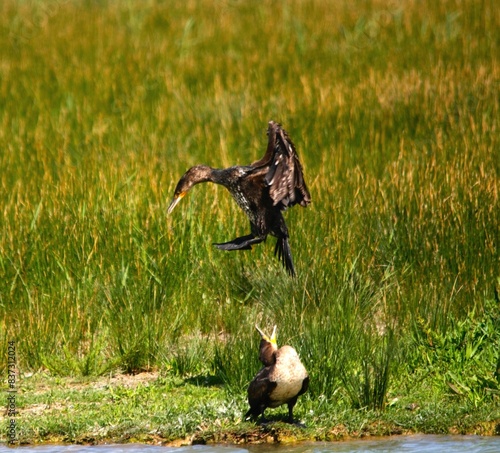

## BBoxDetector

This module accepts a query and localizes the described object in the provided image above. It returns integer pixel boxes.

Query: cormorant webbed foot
[214,234,264,251]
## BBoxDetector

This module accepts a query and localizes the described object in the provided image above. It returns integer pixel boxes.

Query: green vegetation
[4,370,500,445]
[1,0,499,445]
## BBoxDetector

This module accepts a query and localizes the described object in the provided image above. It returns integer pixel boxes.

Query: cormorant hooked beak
[255,324,277,346]
[167,192,185,214]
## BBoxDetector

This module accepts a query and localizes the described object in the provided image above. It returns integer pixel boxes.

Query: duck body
[167,121,311,276]
[246,326,309,423]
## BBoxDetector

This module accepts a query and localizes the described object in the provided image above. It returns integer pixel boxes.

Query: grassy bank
[5,371,500,445]
[1,0,499,445]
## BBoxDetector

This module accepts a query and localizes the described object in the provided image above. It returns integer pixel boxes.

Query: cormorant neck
[188,165,215,183]
[189,165,229,185]
[259,339,277,366]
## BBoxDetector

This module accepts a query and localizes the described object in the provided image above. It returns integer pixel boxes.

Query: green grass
[4,372,499,445]
[0,0,499,444]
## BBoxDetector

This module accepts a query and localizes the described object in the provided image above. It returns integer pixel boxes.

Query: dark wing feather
[250,121,278,168]
[255,122,311,209]
[247,368,278,416]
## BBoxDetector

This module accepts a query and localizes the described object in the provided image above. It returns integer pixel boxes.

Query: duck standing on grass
[167,121,311,276]
[245,325,309,424]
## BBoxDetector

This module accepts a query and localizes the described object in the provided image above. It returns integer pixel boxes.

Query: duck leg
[214,234,264,251]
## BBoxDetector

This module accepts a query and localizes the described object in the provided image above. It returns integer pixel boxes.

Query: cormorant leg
[214,234,264,251]
[258,409,268,425]
[287,402,295,423]
[287,401,306,427]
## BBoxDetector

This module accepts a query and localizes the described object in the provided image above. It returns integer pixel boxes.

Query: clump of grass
[406,297,500,406]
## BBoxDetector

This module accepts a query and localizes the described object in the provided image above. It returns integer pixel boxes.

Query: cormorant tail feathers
[274,236,295,277]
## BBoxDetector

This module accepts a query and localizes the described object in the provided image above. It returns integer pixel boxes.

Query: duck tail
[274,236,295,277]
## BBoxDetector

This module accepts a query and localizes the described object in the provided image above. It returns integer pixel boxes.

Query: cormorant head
[167,165,212,214]
[256,325,278,366]
[167,190,186,214]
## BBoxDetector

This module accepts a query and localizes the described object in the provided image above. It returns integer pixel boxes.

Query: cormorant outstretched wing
[252,121,311,209]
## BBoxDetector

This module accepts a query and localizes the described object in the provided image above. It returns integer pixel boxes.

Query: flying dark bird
[245,325,309,424]
[167,121,311,276]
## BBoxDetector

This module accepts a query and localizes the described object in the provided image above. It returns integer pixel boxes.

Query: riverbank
[2,371,499,446]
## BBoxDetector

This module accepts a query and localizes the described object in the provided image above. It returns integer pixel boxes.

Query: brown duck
[245,325,309,423]
[167,121,311,276]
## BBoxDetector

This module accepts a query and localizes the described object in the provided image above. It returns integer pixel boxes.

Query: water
[1,436,500,453]
[247,435,500,452]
